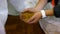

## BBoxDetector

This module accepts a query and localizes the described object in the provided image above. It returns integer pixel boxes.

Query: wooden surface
[5,15,45,34]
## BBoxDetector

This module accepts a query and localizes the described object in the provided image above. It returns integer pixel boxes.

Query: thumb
[26,13,37,23]
[23,8,31,12]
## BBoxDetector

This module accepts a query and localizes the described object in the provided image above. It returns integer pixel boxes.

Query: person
[23,0,60,34]
[0,0,47,34]
[25,4,60,23]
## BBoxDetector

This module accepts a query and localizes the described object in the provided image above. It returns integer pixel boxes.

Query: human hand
[23,8,42,24]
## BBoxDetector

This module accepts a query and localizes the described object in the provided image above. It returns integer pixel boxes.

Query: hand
[24,8,42,24]
[24,8,40,12]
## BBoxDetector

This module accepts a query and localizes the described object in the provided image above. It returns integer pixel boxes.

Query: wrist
[38,11,42,18]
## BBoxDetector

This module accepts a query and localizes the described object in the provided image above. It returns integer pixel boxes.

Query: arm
[45,9,54,16]
[35,0,48,10]
[23,5,60,23]
[45,4,60,17]
[20,0,48,23]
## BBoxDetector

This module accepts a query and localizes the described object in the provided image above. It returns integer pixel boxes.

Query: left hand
[24,8,42,24]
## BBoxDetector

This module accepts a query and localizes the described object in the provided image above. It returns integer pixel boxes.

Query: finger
[28,8,35,12]
[29,16,39,24]
[28,13,41,24]
[24,8,35,12]
[26,13,37,23]
[20,14,27,22]
[23,9,29,12]
[23,8,31,12]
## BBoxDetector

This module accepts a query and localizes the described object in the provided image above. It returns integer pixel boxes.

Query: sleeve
[54,4,60,17]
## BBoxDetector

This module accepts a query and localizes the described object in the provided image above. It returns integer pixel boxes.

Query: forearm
[35,0,47,10]
[45,9,54,16]
[45,4,60,17]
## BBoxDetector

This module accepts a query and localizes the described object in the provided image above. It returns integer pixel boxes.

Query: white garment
[8,0,38,16]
